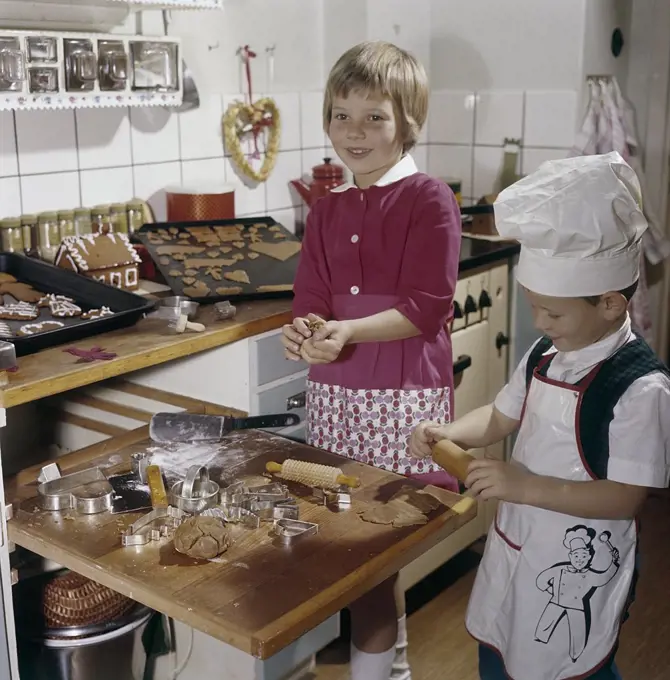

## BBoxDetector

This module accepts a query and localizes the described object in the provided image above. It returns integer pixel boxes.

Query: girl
[281,41,462,680]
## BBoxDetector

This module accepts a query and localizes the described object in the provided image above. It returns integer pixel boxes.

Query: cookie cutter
[272,502,299,520]
[37,462,61,484]
[216,504,261,529]
[219,481,246,504]
[130,452,151,483]
[121,506,184,547]
[246,482,290,502]
[314,486,352,511]
[72,481,114,515]
[38,467,108,512]
[273,518,318,546]
[170,465,219,514]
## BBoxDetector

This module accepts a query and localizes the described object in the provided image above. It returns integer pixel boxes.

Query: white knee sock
[350,643,395,680]
[391,615,411,680]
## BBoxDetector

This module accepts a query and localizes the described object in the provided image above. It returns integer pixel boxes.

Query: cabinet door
[451,321,489,420]
[486,264,510,404]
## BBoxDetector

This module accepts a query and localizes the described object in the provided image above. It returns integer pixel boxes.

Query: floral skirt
[306,379,458,491]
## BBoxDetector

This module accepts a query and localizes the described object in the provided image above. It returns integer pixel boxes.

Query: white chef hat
[494,151,648,297]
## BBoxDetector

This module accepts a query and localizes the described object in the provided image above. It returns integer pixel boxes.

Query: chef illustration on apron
[466,343,642,680]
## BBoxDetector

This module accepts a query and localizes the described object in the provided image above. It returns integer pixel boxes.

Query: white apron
[466,364,637,680]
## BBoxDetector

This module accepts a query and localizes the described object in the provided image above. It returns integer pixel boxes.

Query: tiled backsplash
[427,88,578,203]
[0,87,577,227]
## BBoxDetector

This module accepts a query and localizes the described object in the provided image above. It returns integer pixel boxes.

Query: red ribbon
[239,45,273,160]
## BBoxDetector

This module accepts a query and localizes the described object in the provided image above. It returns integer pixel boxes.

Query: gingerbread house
[54,233,142,291]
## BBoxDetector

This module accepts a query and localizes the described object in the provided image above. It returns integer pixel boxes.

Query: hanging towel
[569,76,670,342]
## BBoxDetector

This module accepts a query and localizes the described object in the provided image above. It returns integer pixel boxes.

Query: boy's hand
[281,316,314,361]
[410,421,449,459]
[465,459,533,504]
[300,319,353,365]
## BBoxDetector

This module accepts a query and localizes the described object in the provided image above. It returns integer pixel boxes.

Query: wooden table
[0,298,292,408]
[7,428,476,659]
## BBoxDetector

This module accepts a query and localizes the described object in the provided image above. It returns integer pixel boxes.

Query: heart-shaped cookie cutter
[273,518,318,546]
[121,506,185,546]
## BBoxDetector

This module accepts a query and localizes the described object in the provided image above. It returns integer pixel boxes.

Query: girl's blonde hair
[323,41,429,153]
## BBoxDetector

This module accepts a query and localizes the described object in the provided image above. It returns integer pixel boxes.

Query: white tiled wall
[4,91,429,233]
[426,89,579,204]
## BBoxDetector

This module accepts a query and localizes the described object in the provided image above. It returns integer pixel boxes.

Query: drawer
[254,374,307,427]
[252,329,306,388]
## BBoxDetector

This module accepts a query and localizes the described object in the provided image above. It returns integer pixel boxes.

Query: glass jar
[92,205,112,233]
[37,211,61,262]
[126,200,147,235]
[0,217,24,253]
[74,207,93,236]
[110,203,129,234]
[58,209,76,240]
[20,214,39,257]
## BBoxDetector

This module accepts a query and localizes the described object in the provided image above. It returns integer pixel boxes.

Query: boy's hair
[323,41,428,153]
[583,280,638,306]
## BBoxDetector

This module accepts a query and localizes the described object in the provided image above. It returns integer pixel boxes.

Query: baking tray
[0,253,154,357]
[135,217,301,303]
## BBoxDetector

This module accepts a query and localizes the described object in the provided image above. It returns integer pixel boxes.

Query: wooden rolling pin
[431,439,476,483]
[266,460,360,490]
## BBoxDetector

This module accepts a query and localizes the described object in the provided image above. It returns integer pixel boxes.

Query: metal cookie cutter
[122,506,184,547]
[216,504,261,528]
[272,501,299,520]
[246,482,290,503]
[170,465,219,514]
[314,486,352,511]
[72,481,114,515]
[130,452,151,483]
[38,467,109,512]
[273,518,318,546]
[219,480,246,505]
[37,462,62,484]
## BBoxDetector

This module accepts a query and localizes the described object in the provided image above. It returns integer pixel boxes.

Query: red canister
[166,183,236,222]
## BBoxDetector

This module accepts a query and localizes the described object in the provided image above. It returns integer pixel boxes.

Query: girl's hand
[465,459,533,504]
[281,317,313,361]
[410,421,449,459]
[300,319,353,365]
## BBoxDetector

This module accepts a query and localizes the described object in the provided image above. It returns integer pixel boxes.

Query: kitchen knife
[149,412,301,443]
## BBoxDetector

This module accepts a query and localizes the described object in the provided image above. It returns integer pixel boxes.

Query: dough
[257,284,293,293]
[224,270,250,285]
[307,318,324,332]
[215,286,243,296]
[185,258,236,268]
[390,487,442,514]
[183,281,211,297]
[156,245,205,255]
[248,241,301,262]
[359,500,428,528]
[174,516,231,560]
[0,282,44,303]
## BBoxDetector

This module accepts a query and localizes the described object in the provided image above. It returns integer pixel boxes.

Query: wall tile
[524,90,578,148]
[0,176,21,216]
[80,167,134,206]
[427,145,473,197]
[21,172,80,214]
[181,158,227,187]
[474,91,523,146]
[270,206,301,233]
[130,108,180,165]
[266,150,302,210]
[473,145,520,198]
[429,91,475,145]
[16,109,78,175]
[133,162,182,222]
[225,159,267,216]
[178,93,224,161]
[271,92,301,151]
[300,91,327,148]
[0,112,18,178]
[77,108,132,170]
[412,145,428,174]
[521,147,568,176]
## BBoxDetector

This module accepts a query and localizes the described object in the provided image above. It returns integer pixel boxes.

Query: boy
[410,152,670,680]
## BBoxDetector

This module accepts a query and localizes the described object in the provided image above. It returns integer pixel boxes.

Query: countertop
[0,237,518,410]
[7,428,476,658]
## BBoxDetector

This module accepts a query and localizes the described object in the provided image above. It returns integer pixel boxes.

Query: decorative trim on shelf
[0,91,183,112]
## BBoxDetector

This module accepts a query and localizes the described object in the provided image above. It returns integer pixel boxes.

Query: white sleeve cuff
[494,389,524,421]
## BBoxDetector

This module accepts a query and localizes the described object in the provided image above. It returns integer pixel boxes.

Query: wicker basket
[43,572,135,629]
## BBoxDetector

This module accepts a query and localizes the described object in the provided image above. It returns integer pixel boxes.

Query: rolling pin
[431,439,476,483]
[266,459,360,490]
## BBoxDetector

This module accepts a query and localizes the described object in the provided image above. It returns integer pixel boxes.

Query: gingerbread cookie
[0,282,44,303]
[183,281,212,298]
[182,276,196,285]
[0,274,17,284]
[268,225,281,232]
[18,320,64,336]
[248,252,260,260]
[169,227,179,235]
[168,269,182,277]
[39,294,81,318]
[0,302,39,320]
[159,256,170,266]
[184,269,198,277]
[81,307,113,320]
[215,286,243,296]
[0,322,13,337]
[223,270,250,285]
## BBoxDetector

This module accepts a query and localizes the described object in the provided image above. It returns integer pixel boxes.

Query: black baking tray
[135,217,301,304]
[0,253,154,357]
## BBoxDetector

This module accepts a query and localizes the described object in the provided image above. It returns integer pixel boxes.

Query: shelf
[0,90,183,112]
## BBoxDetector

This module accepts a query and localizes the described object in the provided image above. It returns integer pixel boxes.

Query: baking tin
[0,252,153,357]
